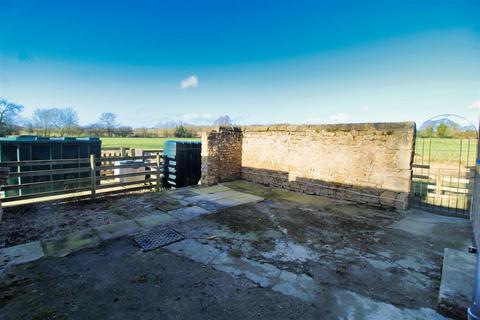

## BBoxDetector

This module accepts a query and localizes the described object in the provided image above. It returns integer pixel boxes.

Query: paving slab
[167,189,198,200]
[183,190,241,203]
[191,185,231,194]
[234,194,264,203]
[0,241,44,268]
[438,248,476,319]
[95,220,144,241]
[190,200,229,211]
[212,197,244,207]
[183,193,222,203]
[165,238,281,289]
[183,188,263,210]
[392,210,472,252]
[42,228,100,258]
[167,206,211,221]
[165,238,221,264]
[210,190,257,200]
[211,251,282,288]
[271,271,319,302]
[334,290,448,320]
[152,193,184,211]
[135,213,174,228]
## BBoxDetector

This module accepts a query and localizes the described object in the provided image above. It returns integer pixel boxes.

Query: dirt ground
[0,238,321,320]
[0,181,473,319]
[0,191,183,248]
[177,181,470,311]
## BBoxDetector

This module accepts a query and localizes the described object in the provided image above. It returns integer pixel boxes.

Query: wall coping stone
[240,122,415,133]
[205,122,415,134]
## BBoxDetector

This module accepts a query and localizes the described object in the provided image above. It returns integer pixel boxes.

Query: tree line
[0,97,233,138]
[417,123,477,139]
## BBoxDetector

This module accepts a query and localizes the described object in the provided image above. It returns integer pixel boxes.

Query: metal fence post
[90,154,96,198]
[155,153,161,191]
[0,167,8,224]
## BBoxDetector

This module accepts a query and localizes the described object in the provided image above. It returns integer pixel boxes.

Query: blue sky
[0,0,479,127]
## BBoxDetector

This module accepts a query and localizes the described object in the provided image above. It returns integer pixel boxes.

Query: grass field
[414,138,477,166]
[100,137,201,149]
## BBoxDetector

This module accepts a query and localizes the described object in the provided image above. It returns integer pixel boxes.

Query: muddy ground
[0,191,183,248]
[179,181,472,311]
[0,238,321,320]
[0,180,473,319]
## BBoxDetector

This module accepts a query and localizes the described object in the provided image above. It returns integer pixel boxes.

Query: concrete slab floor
[0,181,473,319]
[439,248,476,319]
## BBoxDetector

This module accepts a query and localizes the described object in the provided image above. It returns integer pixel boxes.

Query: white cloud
[360,105,369,112]
[180,75,199,89]
[329,113,350,123]
[468,99,480,110]
[178,113,215,123]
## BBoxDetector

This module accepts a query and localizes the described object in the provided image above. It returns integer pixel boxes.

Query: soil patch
[0,191,182,248]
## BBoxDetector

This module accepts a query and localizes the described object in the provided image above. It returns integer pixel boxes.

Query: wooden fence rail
[0,153,164,206]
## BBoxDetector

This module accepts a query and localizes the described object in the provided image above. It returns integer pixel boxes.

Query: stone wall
[201,127,242,185]
[201,122,416,209]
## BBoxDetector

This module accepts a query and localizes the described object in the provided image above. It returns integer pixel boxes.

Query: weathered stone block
[0,241,44,267]
[380,190,397,207]
[42,229,100,257]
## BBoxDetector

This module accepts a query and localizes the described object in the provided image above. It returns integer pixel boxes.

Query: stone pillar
[201,126,242,186]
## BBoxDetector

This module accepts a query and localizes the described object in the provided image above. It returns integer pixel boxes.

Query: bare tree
[213,115,232,126]
[52,108,79,136]
[85,123,103,137]
[99,112,117,137]
[116,126,133,137]
[31,107,79,136]
[32,108,56,136]
[0,98,24,135]
[24,120,35,134]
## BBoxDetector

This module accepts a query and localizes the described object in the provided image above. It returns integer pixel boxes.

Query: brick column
[201,126,242,186]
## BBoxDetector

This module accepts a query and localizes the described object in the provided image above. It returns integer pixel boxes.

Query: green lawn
[100,137,201,149]
[414,138,477,165]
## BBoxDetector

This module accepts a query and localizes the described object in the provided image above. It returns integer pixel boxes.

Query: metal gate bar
[411,137,477,217]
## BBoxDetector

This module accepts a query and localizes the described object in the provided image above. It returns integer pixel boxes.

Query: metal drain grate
[134,227,185,251]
